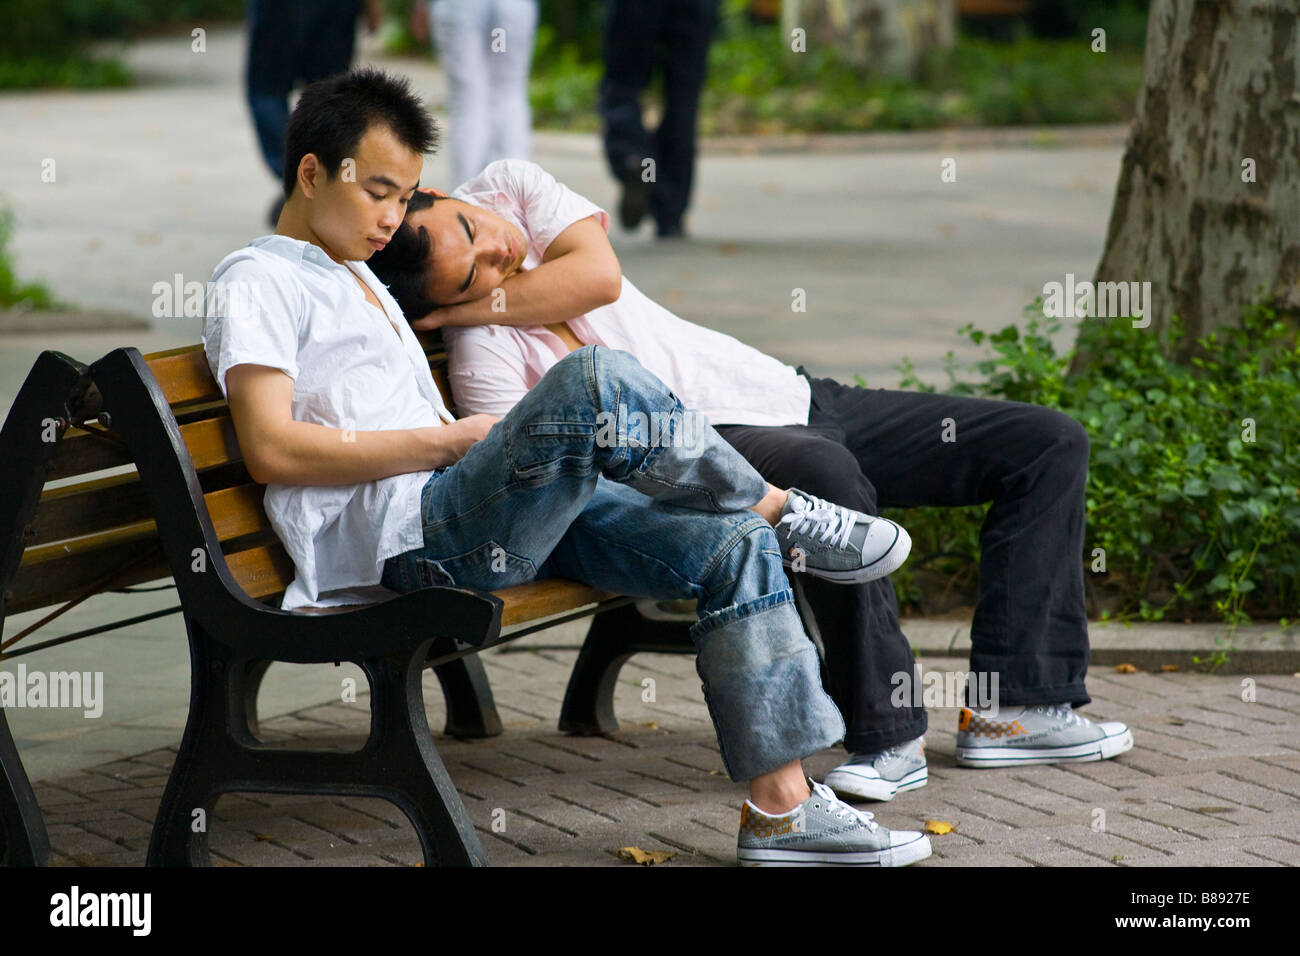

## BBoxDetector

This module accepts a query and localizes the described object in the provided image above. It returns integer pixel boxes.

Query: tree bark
[782,0,955,79]
[1073,0,1300,371]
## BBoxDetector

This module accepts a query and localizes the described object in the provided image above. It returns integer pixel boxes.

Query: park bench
[0,339,698,867]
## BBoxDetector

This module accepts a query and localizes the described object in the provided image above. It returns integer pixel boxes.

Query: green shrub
[0,205,58,310]
[881,301,1300,630]
[0,0,243,90]
[525,1,1145,134]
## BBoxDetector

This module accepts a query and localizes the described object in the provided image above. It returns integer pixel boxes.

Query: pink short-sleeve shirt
[443,160,811,428]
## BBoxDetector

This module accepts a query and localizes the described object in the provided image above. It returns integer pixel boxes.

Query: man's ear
[297,153,321,199]
[416,186,450,198]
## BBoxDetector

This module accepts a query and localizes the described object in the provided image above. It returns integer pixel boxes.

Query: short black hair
[369,190,443,321]
[282,67,439,201]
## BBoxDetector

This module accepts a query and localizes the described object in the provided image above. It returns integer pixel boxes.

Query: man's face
[303,122,423,263]
[404,196,528,306]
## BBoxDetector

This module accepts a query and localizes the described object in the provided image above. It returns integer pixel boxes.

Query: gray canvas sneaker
[955,703,1134,767]
[823,736,928,802]
[736,778,932,866]
[775,488,911,584]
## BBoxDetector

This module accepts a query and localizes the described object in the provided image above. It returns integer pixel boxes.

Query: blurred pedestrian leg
[427,0,538,188]
[245,0,370,224]
[599,0,719,238]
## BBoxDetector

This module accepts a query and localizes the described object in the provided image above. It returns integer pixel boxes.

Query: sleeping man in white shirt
[368,158,1135,806]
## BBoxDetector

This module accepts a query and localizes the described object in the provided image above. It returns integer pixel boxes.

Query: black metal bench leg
[0,709,49,866]
[369,654,489,865]
[240,659,273,739]
[148,618,231,866]
[559,604,694,736]
[432,656,503,739]
[150,617,488,866]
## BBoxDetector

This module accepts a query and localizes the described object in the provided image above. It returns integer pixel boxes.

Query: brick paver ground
[33,640,1300,867]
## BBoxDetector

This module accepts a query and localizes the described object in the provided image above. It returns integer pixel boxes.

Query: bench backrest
[4,334,450,619]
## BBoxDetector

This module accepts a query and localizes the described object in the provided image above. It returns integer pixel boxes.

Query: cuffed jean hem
[691,596,845,782]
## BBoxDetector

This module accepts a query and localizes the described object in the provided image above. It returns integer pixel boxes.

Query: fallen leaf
[254,833,273,842]
[1114,663,1139,673]
[617,846,676,865]
[1162,716,1186,726]
[1161,664,1180,672]
[642,721,660,730]
[924,820,954,835]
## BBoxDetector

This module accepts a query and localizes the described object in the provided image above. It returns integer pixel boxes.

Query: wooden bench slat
[47,410,242,483]
[179,415,243,470]
[28,472,150,547]
[496,580,616,627]
[48,427,135,480]
[6,544,171,616]
[147,349,223,406]
[21,482,270,572]
[224,542,296,600]
[206,484,272,540]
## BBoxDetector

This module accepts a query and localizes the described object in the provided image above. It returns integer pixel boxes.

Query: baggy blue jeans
[381,346,845,780]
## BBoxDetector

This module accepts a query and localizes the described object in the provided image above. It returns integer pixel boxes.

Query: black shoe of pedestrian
[619,167,648,231]
[656,220,686,240]
[267,195,285,229]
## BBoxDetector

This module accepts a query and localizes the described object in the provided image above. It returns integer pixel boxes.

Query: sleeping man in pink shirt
[368,159,1134,810]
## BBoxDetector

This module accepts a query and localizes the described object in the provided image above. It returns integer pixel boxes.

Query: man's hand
[408,307,449,331]
[430,414,499,467]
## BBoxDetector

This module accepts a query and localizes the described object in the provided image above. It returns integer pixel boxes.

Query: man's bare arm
[410,217,622,330]
[225,364,496,485]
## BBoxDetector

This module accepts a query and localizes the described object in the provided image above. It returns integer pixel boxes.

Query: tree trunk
[1072,0,1300,371]
[782,0,955,79]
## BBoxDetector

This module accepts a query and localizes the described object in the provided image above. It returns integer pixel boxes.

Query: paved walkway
[32,634,1300,867]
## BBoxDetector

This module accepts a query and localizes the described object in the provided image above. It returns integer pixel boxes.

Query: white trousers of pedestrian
[430,0,538,188]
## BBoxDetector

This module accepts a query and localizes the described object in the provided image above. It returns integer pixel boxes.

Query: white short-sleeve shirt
[443,160,811,427]
[202,235,455,611]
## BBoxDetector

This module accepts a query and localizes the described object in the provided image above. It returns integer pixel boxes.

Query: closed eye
[458,212,476,294]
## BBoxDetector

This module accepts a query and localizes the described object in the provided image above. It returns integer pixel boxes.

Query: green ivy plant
[880,299,1299,646]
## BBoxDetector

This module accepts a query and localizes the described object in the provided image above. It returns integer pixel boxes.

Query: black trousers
[245,0,362,180]
[599,0,719,231]
[715,371,1092,755]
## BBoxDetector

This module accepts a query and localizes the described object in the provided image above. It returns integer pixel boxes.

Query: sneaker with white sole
[775,488,911,584]
[824,736,928,802]
[955,702,1134,768]
[736,778,932,866]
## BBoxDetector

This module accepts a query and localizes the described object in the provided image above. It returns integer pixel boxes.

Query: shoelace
[811,782,879,831]
[1040,703,1089,727]
[778,493,860,551]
